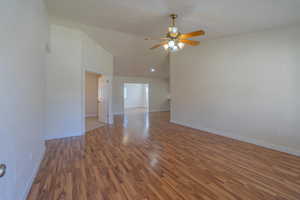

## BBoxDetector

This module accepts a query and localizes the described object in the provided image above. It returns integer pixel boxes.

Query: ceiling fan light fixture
[168,40,175,48]
[171,45,178,52]
[163,44,169,50]
[178,42,185,49]
[164,40,183,52]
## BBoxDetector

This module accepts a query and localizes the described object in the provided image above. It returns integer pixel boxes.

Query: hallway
[27,111,300,200]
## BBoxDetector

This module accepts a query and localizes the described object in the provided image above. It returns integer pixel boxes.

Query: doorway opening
[123,83,149,114]
[85,71,108,132]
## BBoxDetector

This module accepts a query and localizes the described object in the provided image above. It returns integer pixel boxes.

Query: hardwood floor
[27,111,300,200]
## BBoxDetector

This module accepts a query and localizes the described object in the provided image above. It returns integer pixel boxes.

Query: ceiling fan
[146,14,205,52]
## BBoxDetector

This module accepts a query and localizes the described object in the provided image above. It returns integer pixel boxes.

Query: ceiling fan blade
[150,41,168,50]
[179,30,205,39]
[179,39,200,46]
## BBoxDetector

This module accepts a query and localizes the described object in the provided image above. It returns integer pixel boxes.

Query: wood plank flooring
[27,111,300,200]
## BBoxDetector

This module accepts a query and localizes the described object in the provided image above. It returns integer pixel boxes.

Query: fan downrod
[170,14,177,19]
[170,14,177,26]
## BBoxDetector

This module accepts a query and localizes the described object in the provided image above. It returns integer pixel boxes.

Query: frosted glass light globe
[163,44,169,50]
[172,45,178,52]
[178,42,185,49]
[168,40,175,48]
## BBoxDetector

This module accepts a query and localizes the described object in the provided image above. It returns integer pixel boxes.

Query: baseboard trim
[113,109,170,116]
[22,144,45,200]
[45,131,83,141]
[149,109,170,112]
[170,120,300,157]
[124,106,148,109]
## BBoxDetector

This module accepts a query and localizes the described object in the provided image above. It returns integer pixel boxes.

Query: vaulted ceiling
[46,0,300,78]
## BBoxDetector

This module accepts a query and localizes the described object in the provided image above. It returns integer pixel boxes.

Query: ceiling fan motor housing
[168,27,179,38]
[168,14,179,38]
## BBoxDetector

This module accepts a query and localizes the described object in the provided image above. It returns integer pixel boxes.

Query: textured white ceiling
[46,0,300,78]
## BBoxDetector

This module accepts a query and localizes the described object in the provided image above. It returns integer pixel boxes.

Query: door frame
[82,68,113,133]
[98,75,109,123]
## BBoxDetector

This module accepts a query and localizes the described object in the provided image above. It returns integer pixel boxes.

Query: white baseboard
[45,131,83,141]
[85,114,98,118]
[113,109,170,115]
[22,144,45,200]
[170,119,300,157]
[149,109,170,112]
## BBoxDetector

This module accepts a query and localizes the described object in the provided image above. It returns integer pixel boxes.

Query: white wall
[46,24,114,140]
[113,76,170,114]
[85,72,98,117]
[124,84,148,108]
[45,25,83,140]
[170,25,300,156]
[0,0,48,199]
[82,33,113,75]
